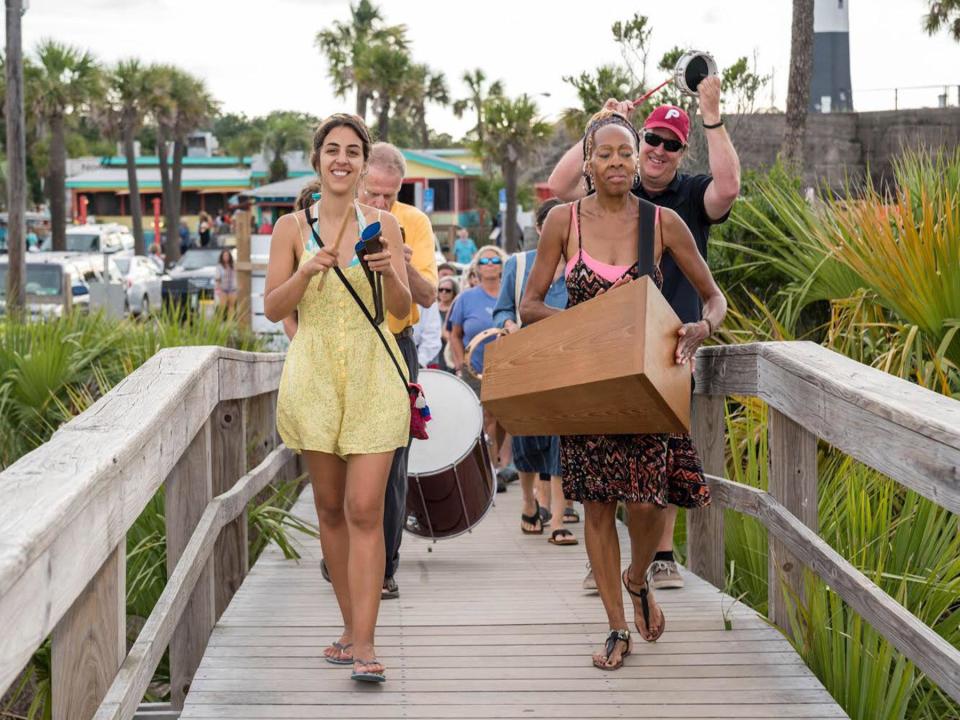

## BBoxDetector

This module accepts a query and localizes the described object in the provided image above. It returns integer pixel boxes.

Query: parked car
[62,224,135,255]
[113,255,165,316]
[162,247,232,310]
[0,252,121,317]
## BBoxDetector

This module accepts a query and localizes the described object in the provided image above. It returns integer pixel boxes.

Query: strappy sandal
[592,628,631,671]
[563,507,580,523]
[622,567,666,642]
[351,657,386,683]
[521,501,544,534]
[548,528,579,546]
[324,641,353,665]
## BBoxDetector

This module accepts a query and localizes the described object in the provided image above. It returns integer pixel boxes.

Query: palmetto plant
[0,311,314,717]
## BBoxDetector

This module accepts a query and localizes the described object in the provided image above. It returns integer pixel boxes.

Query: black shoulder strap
[638,198,655,279]
[332,265,408,388]
[304,206,318,244]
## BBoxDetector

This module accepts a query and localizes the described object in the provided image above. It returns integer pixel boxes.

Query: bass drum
[405,369,495,540]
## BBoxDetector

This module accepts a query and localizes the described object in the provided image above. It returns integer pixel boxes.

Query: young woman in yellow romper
[264,114,410,683]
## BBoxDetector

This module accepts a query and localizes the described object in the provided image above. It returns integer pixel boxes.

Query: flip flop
[521,501,544,534]
[324,641,353,665]
[592,629,631,671]
[563,507,580,524]
[548,528,579,546]
[622,567,666,642]
[351,658,386,683]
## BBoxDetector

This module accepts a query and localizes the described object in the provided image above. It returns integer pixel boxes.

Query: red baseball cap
[643,105,690,145]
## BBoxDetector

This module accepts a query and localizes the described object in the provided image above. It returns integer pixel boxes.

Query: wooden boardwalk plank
[181,485,847,719]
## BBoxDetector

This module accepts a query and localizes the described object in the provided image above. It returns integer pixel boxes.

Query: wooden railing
[3,340,959,717]
[687,341,960,703]
[0,346,297,720]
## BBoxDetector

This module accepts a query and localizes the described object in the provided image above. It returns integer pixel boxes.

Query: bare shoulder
[271,212,300,246]
[542,202,573,234]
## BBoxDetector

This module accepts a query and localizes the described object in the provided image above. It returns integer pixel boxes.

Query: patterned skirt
[560,432,710,508]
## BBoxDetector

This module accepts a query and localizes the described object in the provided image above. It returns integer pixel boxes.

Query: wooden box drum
[481,276,691,436]
[405,369,496,540]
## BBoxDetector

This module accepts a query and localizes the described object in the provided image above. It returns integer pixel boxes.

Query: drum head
[676,51,717,95]
[408,369,484,475]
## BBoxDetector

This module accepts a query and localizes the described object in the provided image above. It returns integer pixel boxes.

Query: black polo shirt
[632,173,728,324]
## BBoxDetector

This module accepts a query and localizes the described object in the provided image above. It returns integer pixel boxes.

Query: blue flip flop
[325,641,353,666]
[351,658,386,683]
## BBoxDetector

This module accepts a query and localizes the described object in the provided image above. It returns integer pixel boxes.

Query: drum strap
[638,198,655,279]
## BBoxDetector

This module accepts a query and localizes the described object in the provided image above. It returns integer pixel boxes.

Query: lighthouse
[810,0,853,112]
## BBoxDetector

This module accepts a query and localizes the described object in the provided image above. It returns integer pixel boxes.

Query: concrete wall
[722,107,960,188]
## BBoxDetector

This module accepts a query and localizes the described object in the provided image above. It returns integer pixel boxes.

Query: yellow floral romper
[276,202,410,458]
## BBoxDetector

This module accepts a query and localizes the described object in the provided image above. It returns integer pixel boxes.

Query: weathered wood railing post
[235,209,252,329]
[51,545,125,720]
[245,391,278,468]
[688,394,726,588]
[211,399,248,619]
[165,420,215,709]
[767,407,818,634]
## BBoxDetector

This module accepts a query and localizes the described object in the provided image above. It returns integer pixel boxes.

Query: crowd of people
[264,78,740,682]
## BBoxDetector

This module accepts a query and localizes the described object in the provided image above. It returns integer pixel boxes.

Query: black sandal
[622,567,666,642]
[521,501,544,534]
[592,628,631,671]
[548,528,579,546]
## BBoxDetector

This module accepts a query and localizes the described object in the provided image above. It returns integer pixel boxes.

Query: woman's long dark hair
[219,249,233,268]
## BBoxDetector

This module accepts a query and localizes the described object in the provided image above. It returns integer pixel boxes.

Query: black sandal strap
[551,528,573,540]
[521,501,542,527]
[603,629,630,659]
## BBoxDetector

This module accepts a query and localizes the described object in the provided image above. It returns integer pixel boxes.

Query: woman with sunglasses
[521,110,727,672]
[447,244,511,481]
[436,276,460,372]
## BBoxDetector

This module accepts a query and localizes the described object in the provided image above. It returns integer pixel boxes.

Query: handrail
[688,341,960,704]
[94,445,293,720]
[0,346,285,712]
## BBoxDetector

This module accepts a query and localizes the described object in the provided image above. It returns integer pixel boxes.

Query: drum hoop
[674,50,717,96]
[463,327,505,381]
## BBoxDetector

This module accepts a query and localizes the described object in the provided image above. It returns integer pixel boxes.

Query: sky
[7,0,960,139]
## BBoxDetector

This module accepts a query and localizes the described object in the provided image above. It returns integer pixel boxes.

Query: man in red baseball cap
[548,76,741,591]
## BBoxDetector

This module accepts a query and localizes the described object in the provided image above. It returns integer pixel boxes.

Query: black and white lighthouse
[810,0,853,112]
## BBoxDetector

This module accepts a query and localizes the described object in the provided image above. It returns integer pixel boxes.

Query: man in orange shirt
[360,142,439,599]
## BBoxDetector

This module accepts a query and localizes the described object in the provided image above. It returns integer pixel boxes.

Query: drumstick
[633,77,673,106]
[316,205,353,293]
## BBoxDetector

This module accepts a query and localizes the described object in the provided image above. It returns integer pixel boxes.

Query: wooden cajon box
[481,276,690,435]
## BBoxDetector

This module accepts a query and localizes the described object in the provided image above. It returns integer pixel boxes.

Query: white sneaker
[649,559,684,589]
[582,562,597,591]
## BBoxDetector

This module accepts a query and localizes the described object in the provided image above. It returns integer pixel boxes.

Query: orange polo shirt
[387,201,439,334]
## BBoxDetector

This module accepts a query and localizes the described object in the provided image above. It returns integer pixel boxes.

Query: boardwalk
[180,484,847,720]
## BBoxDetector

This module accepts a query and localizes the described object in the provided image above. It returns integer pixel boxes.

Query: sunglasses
[438,287,455,294]
[643,131,685,153]
[477,257,503,265]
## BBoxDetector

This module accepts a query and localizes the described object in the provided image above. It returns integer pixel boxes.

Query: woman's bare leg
[624,502,668,640]
[583,501,628,667]
[302,451,350,659]
[343,450,393,675]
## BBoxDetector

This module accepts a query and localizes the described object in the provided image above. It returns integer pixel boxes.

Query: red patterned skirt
[560,432,710,508]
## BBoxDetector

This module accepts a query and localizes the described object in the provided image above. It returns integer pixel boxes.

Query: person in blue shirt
[452,227,478,265]
[493,199,580,548]
[447,243,510,487]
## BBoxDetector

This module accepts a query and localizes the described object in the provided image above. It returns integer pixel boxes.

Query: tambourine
[634,50,718,105]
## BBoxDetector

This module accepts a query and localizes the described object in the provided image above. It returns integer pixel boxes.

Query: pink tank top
[564,201,660,283]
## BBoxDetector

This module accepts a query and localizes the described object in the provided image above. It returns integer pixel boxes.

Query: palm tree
[399,64,449,148]
[31,40,100,251]
[476,94,552,253]
[314,0,408,120]
[99,60,152,255]
[261,111,312,182]
[925,0,960,40]
[780,0,814,170]
[453,68,503,147]
[148,66,218,262]
[364,43,413,142]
